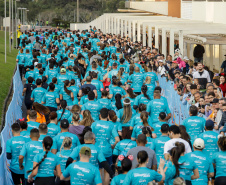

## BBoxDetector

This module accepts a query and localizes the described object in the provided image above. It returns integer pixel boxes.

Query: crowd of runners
[6,26,226,185]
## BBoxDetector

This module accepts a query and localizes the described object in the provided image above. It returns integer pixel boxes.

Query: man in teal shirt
[147,90,171,124]
[182,105,205,144]
[27,110,40,132]
[128,67,144,94]
[51,119,80,154]
[186,138,214,185]
[91,108,120,185]
[6,123,26,185]
[152,112,168,138]
[19,128,43,184]
[61,147,102,185]
[31,79,47,104]
[198,119,219,159]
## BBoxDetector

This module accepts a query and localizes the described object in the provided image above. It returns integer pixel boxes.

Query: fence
[158,75,190,125]
[0,64,23,185]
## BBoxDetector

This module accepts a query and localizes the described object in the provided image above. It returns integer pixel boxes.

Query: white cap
[34,62,38,67]
[158,60,163,63]
[183,56,189,61]
[193,138,205,149]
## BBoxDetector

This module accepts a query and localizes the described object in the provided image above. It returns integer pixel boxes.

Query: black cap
[211,98,219,104]
[60,119,69,129]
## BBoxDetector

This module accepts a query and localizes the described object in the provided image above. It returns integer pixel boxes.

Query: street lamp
[77,0,79,23]
[15,0,20,48]
[22,8,27,25]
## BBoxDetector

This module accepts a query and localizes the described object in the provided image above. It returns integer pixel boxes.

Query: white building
[71,1,226,71]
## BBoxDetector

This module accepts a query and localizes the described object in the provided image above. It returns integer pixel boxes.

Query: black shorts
[185,180,191,185]
[25,99,33,110]
[99,156,113,168]
[11,171,24,185]
[214,176,226,185]
[35,177,55,185]
[55,177,70,185]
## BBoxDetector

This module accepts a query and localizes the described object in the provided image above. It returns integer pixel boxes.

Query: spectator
[193,44,205,63]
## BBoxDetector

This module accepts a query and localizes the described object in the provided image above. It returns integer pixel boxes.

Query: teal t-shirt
[91,79,104,99]
[81,101,102,121]
[144,72,158,85]
[20,140,43,178]
[80,95,89,105]
[91,120,119,158]
[122,167,162,185]
[212,151,226,178]
[178,154,198,181]
[70,144,106,167]
[146,137,155,150]
[63,161,102,185]
[34,152,60,177]
[52,132,80,152]
[56,149,72,173]
[68,86,79,104]
[56,109,71,125]
[111,174,126,185]
[117,108,136,127]
[198,131,219,159]
[132,125,153,139]
[129,73,144,93]
[164,161,176,185]
[109,86,126,101]
[113,139,137,156]
[42,91,59,108]
[147,98,171,123]
[134,94,152,106]
[130,113,152,128]
[60,88,73,106]
[31,87,47,104]
[145,83,156,97]
[152,121,168,138]
[47,123,61,138]
[20,130,30,141]
[182,116,205,143]
[6,136,26,174]
[153,135,170,165]
[27,121,40,132]
[187,151,214,185]
[97,98,112,110]
[38,134,47,143]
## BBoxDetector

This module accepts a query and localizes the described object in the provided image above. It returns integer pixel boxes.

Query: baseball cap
[183,56,189,61]
[60,68,66,73]
[80,146,91,156]
[34,62,38,67]
[193,138,205,149]
[205,119,214,128]
[60,119,69,129]
[211,98,219,104]
[158,60,163,63]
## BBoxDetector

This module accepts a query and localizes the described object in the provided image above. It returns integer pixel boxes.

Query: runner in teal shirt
[198,119,219,159]
[111,158,132,185]
[182,106,205,143]
[41,83,60,109]
[31,79,47,104]
[152,112,168,138]
[122,150,164,185]
[27,136,61,184]
[52,119,80,153]
[146,92,171,124]
[152,124,170,165]
[6,123,26,180]
[128,68,144,93]
[81,91,102,121]
[212,136,226,180]
[144,70,159,85]
[133,85,152,108]
[186,138,214,185]
[91,108,119,158]
[19,128,43,179]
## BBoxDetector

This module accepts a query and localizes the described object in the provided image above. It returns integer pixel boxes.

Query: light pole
[77,0,79,23]
[9,0,11,52]
[5,0,7,63]
[15,0,20,48]
[26,10,29,25]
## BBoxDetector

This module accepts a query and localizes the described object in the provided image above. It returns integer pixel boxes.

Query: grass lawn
[0,31,18,122]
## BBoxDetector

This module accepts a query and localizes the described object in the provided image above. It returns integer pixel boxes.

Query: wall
[70,23,89,31]
[168,0,181,18]
[192,2,207,21]
[181,1,192,20]
[213,2,226,24]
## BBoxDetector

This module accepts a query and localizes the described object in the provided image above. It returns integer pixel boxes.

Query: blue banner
[0,65,23,185]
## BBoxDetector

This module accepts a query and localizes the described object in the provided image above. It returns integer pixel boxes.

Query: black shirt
[24,83,37,100]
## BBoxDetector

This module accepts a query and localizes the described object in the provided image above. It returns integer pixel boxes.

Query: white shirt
[164,138,192,154]
[157,66,166,76]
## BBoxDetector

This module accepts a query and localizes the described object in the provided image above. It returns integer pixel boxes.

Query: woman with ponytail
[47,112,61,138]
[144,64,159,86]
[144,76,156,97]
[79,110,94,127]
[111,94,123,111]
[90,71,104,99]
[212,136,226,185]
[164,142,199,185]
[56,100,71,126]
[79,87,91,106]
[122,87,137,109]
[56,137,72,185]
[117,67,129,85]
[69,113,85,138]
[131,112,155,140]
[97,89,111,110]
[27,136,61,185]
[68,79,79,105]
[60,80,74,110]
[117,98,136,127]
[133,85,151,109]
[130,103,147,130]
[109,110,122,144]
[123,150,165,184]
[142,127,155,150]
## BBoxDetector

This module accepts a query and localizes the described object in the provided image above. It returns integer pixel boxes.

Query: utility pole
[77,0,79,23]
[9,0,11,52]
[5,0,7,63]
[12,0,14,49]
